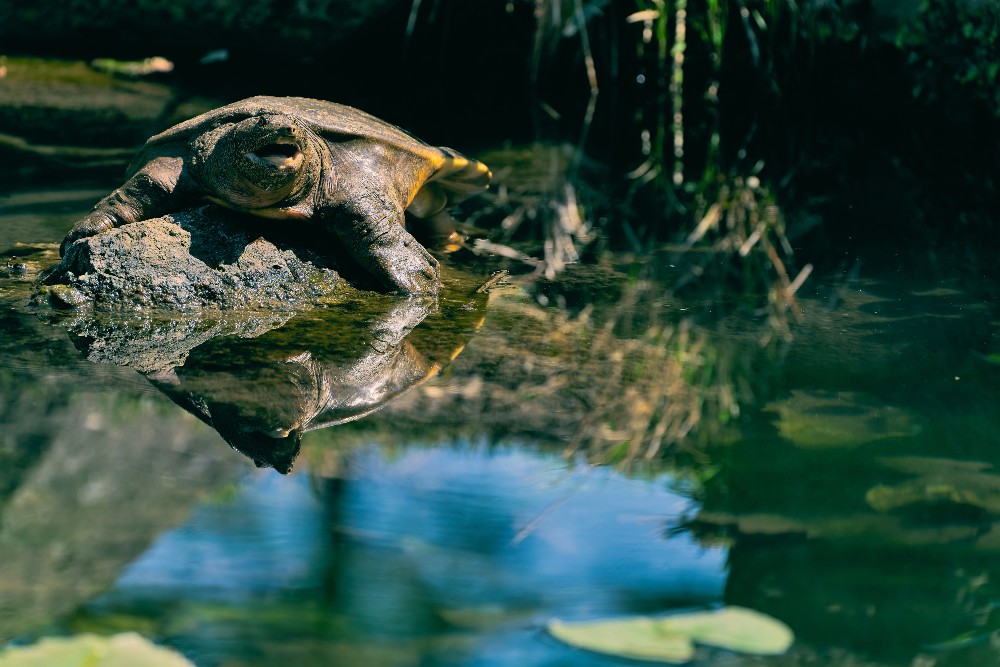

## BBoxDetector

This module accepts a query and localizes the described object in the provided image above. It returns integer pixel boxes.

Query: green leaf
[661,606,794,655]
[547,607,793,662]
[548,617,695,663]
[0,633,195,667]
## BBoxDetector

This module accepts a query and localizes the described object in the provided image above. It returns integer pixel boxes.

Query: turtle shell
[135,96,452,177]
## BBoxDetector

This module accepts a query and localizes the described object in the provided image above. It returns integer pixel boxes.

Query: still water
[2,179,1000,666]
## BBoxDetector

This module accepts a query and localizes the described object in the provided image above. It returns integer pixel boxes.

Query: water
[2,176,1000,667]
[86,448,722,667]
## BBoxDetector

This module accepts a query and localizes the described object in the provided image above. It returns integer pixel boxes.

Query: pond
[1,167,1000,667]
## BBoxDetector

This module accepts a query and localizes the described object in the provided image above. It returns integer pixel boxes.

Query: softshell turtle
[60,96,492,294]
[141,281,492,473]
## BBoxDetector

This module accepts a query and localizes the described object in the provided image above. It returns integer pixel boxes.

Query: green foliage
[626,0,868,196]
[612,1,870,309]
[884,0,1000,255]
[898,0,1000,116]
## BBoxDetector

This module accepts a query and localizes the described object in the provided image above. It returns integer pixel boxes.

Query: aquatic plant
[548,606,793,662]
[466,1,835,315]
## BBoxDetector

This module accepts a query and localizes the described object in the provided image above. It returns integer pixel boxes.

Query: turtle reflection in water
[141,291,488,473]
[60,96,491,294]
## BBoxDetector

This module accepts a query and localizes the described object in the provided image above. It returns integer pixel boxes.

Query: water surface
[2,176,1000,667]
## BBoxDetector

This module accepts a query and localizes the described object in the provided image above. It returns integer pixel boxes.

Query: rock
[42,283,89,309]
[40,206,349,311]
[32,206,353,373]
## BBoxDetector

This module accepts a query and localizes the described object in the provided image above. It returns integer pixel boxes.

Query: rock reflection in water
[66,288,488,473]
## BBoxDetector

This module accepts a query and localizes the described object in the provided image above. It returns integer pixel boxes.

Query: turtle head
[196,113,318,210]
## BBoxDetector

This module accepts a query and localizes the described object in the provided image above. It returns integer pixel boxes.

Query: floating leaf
[766,390,919,449]
[548,616,694,663]
[660,606,794,655]
[0,633,194,667]
[547,607,793,663]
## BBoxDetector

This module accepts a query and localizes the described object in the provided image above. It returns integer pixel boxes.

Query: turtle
[60,96,492,294]
[141,274,495,473]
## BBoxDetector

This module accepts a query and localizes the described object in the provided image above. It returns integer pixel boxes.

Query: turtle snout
[247,141,304,170]
[244,117,306,169]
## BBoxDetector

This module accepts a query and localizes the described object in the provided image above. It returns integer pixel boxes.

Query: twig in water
[476,270,510,294]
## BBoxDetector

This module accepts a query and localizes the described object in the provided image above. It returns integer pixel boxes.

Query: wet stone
[37,283,89,309]
[41,206,348,311]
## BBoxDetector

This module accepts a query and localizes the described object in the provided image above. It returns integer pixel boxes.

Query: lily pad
[0,633,194,667]
[661,607,794,655]
[547,606,793,663]
[766,390,919,449]
[548,616,695,663]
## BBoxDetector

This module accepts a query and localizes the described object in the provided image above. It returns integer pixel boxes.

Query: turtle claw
[337,205,443,295]
[383,239,441,295]
[60,213,115,256]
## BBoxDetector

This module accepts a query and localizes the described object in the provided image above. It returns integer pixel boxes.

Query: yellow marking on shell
[450,156,469,168]
[449,344,466,361]
[425,363,443,379]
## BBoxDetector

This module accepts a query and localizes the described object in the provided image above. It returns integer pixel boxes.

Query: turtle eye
[250,143,303,168]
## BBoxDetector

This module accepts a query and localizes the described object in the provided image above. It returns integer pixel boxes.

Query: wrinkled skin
[61,96,491,295]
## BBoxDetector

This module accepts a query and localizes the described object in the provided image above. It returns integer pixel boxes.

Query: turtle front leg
[61,156,192,255]
[328,191,442,295]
